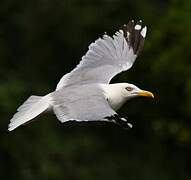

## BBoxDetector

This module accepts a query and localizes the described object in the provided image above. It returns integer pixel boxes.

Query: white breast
[101,83,127,111]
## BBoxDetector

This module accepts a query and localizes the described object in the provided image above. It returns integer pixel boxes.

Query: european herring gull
[8,20,154,131]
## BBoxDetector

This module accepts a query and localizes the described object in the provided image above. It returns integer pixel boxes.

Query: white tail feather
[8,94,51,131]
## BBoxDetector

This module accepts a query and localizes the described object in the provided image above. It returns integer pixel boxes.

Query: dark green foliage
[0,0,191,179]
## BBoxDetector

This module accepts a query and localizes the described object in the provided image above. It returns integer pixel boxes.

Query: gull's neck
[101,83,128,111]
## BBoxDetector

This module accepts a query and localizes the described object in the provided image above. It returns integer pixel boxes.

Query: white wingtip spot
[127,123,133,128]
[135,24,141,30]
[121,118,127,122]
[141,26,147,38]
[119,29,123,34]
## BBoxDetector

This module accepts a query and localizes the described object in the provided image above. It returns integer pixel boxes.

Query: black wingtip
[105,114,132,130]
[120,20,147,56]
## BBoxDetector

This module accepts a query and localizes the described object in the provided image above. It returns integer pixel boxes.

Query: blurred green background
[1,0,191,179]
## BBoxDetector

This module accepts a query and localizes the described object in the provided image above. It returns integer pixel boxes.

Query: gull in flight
[8,20,154,131]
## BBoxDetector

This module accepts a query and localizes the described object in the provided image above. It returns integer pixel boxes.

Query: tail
[8,94,52,131]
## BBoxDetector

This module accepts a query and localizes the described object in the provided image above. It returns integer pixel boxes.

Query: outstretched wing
[56,20,147,90]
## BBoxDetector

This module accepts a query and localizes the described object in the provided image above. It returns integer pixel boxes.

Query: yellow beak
[137,90,154,98]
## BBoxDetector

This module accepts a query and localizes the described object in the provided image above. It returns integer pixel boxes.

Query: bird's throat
[102,84,128,111]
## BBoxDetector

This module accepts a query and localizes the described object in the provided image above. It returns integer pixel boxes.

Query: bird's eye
[126,87,133,91]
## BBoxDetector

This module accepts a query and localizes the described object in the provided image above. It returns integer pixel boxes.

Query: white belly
[107,95,126,111]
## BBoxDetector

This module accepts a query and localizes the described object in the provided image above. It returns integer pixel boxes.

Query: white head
[119,83,154,100]
[103,83,154,111]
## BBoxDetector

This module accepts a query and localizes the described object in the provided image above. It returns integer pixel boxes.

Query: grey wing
[56,20,147,90]
[52,89,116,122]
